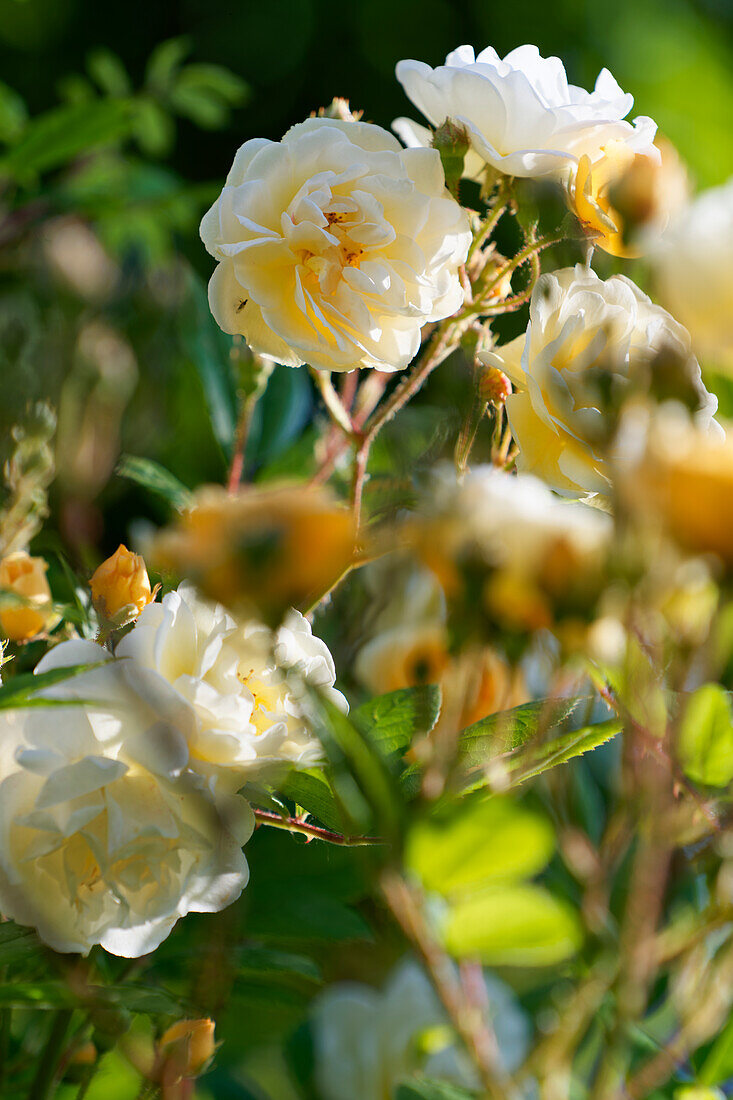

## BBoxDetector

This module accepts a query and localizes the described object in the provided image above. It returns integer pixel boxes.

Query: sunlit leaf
[355,684,442,761]
[443,883,582,966]
[678,685,733,788]
[406,795,555,896]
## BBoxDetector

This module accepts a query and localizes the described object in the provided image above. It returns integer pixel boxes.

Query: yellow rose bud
[90,544,153,621]
[158,1018,216,1078]
[0,551,57,641]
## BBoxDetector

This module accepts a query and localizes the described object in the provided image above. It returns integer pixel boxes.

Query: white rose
[200,117,471,372]
[650,177,733,371]
[394,45,657,181]
[116,585,347,781]
[312,959,529,1100]
[481,265,720,496]
[0,640,252,956]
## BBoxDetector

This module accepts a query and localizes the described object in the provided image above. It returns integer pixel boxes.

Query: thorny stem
[381,870,520,1100]
[351,319,462,529]
[467,178,511,265]
[227,394,258,494]
[252,807,382,846]
[473,227,565,307]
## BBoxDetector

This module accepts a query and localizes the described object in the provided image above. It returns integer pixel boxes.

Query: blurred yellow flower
[150,483,355,622]
[623,416,733,566]
[90,544,154,622]
[448,647,527,728]
[0,551,57,641]
[356,621,450,695]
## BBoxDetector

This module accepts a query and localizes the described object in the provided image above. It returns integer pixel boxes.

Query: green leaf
[247,888,371,943]
[279,768,347,834]
[454,696,585,791]
[507,718,623,787]
[179,271,238,453]
[145,37,191,93]
[0,80,27,144]
[87,49,132,98]
[116,454,193,512]
[0,662,110,711]
[443,883,582,966]
[0,981,184,1013]
[249,364,313,468]
[0,920,43,966]
[354,684,442,761]
[406,795,555,896]
[395,1079,477,1100]
[312,691,404,845]
[0,99,132,180]
[678,685,733,788]
[699,1007,733,1084]
[235,946,322,986]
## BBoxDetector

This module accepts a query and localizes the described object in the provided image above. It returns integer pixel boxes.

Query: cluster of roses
[0,546,346,957]
[200,43,728,503]
[2,41,732,977]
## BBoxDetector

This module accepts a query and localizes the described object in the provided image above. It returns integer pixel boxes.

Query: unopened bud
[433,118,470,197]
[158,1018,216,1079]
[478,365,512,406]
[90,544,154,624]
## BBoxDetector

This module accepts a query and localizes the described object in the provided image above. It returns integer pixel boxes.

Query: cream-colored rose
[394,45,657,181]
[0,640,252,956]
[650,177,733,370]
[200,117,470,372]
[0,551,57,642]
[312,959,528,1100]
[116,584,346,782]
[482,265,719,496]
